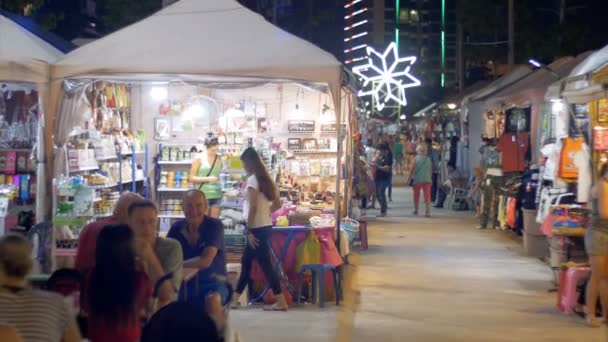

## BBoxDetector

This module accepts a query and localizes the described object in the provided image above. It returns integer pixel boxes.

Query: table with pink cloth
[249,226,343,302]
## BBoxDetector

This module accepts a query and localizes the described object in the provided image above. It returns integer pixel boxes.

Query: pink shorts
[413,182,431,204]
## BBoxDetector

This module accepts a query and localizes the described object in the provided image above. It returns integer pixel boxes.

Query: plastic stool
[296,264,340,308]
[557,266,591,315]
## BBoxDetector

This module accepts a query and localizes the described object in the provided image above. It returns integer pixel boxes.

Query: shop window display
[51,81,348,299]
[0,83,40,236]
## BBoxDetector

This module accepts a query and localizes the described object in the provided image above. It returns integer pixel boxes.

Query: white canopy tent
[0,13,65,223]
[49,0,354,221]
[559,44,608,103]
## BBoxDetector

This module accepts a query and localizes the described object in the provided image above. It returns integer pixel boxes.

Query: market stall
[47,0,355,301]
[0,12,68,236]
[538,45,608,294]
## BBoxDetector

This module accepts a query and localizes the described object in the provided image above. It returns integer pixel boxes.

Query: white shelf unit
[158,160,193,165]
[157,187,193,192]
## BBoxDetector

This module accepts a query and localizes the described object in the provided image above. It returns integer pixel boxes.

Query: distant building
[345,0,458,116]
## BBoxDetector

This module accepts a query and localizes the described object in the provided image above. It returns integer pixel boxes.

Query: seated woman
[84,224,152,342]
[0,234,81,342]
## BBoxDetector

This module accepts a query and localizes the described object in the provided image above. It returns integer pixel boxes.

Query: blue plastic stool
[296,264,340,308]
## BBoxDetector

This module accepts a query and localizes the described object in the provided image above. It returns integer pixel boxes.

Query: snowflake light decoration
[352,42,422,111]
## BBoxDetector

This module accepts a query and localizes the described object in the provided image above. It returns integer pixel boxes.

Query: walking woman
[231,147,288,311]
[408,144,433,217]
[585,166,608,326]
[85,224,152,342]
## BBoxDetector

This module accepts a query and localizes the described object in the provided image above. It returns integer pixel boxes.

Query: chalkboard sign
[287,138,302,150]
[288,120,315,132]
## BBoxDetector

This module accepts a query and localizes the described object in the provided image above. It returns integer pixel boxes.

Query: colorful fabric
[558,137,584,179]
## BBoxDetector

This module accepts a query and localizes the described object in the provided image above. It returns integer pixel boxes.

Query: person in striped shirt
[0,234,81,342]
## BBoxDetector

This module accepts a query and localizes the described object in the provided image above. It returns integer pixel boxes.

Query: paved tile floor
[230,187,606,341]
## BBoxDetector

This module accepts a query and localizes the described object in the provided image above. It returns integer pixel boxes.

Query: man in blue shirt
[167,189,228,330]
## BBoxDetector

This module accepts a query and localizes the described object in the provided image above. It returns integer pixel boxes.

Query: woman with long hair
[86,224,151,342]
[231,147,287,311]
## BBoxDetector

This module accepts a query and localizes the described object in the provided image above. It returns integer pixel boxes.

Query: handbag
[198,155,218,190]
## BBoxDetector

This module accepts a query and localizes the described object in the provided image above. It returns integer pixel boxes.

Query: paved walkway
[230,187,606,341]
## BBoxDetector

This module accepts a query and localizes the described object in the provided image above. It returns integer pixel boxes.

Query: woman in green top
[407,144,432,217]
[189,136,223,217]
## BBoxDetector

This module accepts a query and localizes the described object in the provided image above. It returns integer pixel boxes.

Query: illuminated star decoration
[352,42,422,111]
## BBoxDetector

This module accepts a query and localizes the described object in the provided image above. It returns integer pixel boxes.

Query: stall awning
[560,44,608,103]
[52,0,342,93]
[483,53,591,108]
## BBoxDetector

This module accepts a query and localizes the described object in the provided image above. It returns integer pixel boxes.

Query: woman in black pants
[231,148,287,311]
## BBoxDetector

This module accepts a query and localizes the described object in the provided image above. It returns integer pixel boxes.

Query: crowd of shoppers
[0,146,286,341]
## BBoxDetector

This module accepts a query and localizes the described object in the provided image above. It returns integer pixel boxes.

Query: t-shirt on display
[496,133,529,173]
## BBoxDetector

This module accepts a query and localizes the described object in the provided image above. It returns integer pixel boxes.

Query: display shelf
[69,165,99,173]
[157,187,193,192]
[84,182,118,189]
[158,160,193,165]
[121,177,145,183]
[159,214,185,219]
[291,150,337,154]
[97,151,145,160]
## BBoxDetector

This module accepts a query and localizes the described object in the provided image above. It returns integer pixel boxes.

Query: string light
[344,31,368,42]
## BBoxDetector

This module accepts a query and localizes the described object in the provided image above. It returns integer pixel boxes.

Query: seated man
[75,192,143,274]
[435,163,464,208]
[128,200,183,309]
[167,190,228,330]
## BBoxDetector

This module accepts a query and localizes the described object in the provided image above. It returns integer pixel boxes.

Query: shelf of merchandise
[291,149,338,154]
[158,160,193,165]
[69,165,99,173]
[68,144,149,197]
[157,187,193,192]
[51,143,150,271]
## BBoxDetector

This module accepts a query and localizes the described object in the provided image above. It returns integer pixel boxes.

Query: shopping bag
[295,230,321,272]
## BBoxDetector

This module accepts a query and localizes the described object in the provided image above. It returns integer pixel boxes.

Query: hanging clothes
[573,143,592,203]
[506,197,517,229]
[496,133,529,173]
[483,111,496,139]
[496,111,506,137]
[558,136,585,180]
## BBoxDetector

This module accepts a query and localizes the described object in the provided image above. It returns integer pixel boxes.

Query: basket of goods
[552,206,589,237]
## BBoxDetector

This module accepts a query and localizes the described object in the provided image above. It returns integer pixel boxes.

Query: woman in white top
[0,234,81,342]
[231,147,287,311]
